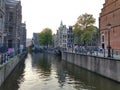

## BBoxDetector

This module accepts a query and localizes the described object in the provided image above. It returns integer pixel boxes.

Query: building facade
[99,0,120,50]
[53,33,58,48]
[58,21,68,49]
[5,0,22,52]
[20,22,27,48]
[67,26,74,48]
[53,21,74,51]
[0,0,6,47]
[32,33,39,49]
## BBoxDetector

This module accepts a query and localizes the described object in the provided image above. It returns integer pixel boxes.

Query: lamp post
[106,23,111,57]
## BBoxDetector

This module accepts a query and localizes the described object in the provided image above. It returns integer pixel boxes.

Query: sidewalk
[67,50,120,60]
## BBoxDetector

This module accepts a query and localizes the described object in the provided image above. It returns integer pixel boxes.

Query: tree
[73,13,97,46]
[38,28,52,47]
[81,26,99,46]
[73,23,83,44]
[77,13,95,29]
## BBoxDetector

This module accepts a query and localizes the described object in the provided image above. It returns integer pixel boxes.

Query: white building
[58,21,68,49]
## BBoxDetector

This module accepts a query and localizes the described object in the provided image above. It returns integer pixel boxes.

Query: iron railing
[67,46,120,60]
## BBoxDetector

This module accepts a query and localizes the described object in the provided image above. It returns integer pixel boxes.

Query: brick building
[99,0,120,50]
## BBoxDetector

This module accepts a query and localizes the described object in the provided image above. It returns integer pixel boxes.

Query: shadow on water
[31,52,52,77]
[0,58,26,90]
[31,52,61,77]
[30,52,120,90]
[62,61,120,90]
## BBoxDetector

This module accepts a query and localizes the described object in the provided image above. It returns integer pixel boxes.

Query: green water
[0,53,120,90]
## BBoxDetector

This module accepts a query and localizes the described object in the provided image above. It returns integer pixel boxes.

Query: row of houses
[54,0,120,52]
[53,21,74,50]
[32,21,74,51]
[0,0,26,53]
[55,0,120,53]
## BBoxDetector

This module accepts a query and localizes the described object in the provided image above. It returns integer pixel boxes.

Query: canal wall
[0,52,27,86]
[62,52,120,82]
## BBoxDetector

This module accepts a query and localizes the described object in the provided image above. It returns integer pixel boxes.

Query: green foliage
[73,13,98,45]
[38,28,52,46]
[82,26,99,45]
[73,23,83,43]
[77,13,95,28]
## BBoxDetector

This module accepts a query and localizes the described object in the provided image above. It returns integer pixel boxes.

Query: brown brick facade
[99,0,120,49]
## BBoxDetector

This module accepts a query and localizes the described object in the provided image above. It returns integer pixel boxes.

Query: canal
[0,53,120,90]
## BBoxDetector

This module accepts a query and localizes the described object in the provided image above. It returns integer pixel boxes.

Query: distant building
[99,0,120,49]
[26,39,32,47]
[32,33,39,48]
[67,26,74,48]
[53,21,74,50]
[58,21,68,49]
[20,22,27,48]
[53,33,58,48]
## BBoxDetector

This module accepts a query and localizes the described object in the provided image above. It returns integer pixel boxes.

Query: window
[9,12,14,22]
[102,35,104,43]
[0,15,3,30]
[8,26,13,35]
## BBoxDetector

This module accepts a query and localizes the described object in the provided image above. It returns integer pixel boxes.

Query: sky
[21,0,105,38]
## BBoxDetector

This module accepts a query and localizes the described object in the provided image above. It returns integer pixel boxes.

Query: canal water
[0,53,120,90]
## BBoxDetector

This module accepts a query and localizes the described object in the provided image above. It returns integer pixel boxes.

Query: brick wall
[99,0,120,49]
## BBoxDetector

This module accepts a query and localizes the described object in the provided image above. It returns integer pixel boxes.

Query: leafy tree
[73,13,97,46]
[81,26,99,46]
[77,13,95,29]
[38,28,52,46]
[73,23,83,44]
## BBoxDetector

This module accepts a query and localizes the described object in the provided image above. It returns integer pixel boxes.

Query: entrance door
[102,43,105,49]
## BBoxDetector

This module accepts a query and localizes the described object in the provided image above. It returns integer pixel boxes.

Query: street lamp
[106,23,111,57]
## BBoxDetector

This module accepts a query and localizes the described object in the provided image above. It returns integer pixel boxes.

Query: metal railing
[66,46,120,60]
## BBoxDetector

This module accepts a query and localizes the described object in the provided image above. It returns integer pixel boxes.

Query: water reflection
[0,58,25,90]
[0,53,120,90]
[62,60,120,90]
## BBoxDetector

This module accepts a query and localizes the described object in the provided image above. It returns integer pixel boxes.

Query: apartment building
[5,0,22,52]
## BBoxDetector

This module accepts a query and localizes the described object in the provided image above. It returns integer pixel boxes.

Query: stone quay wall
[62,52,120,82]
[0,51,27,86]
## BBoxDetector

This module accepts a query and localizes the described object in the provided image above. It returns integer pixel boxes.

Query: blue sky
[21,0,105,38]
